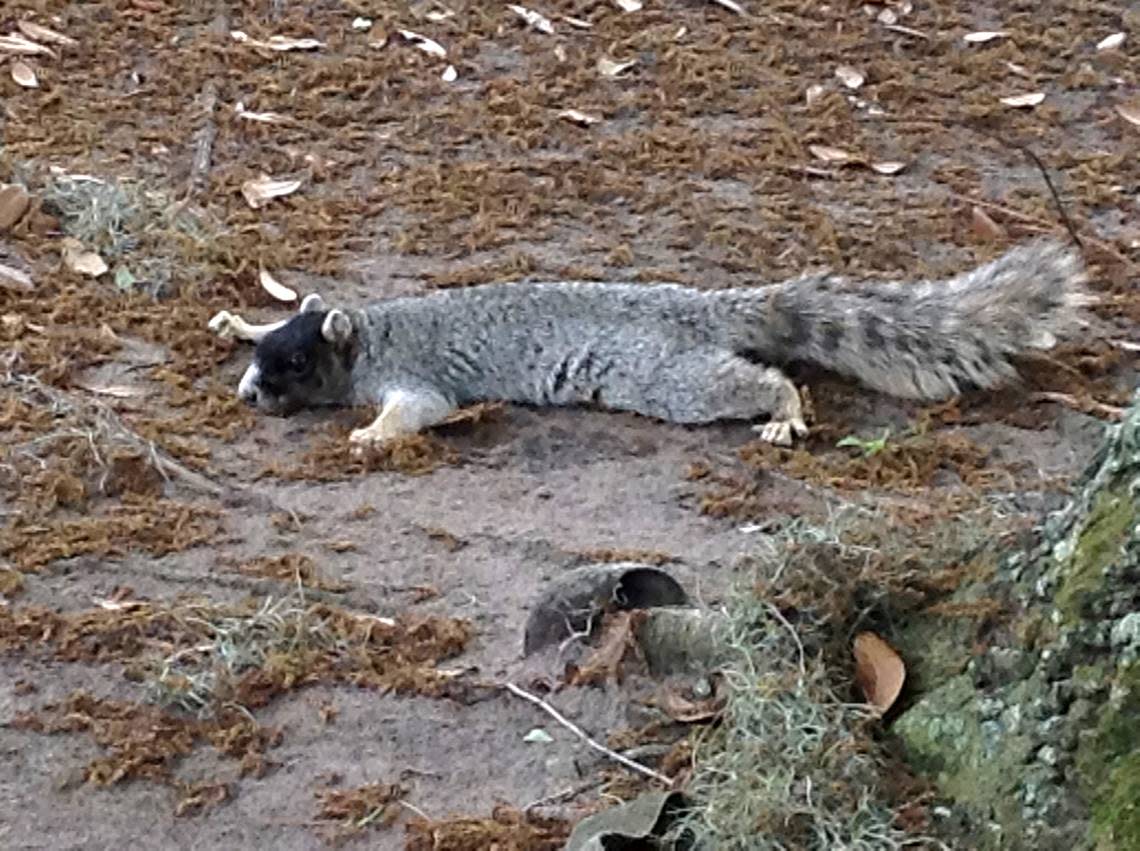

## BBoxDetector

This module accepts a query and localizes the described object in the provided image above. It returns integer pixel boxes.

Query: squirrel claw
[754,417,809,447]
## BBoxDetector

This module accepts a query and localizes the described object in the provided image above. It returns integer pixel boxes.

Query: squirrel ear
[299,293,326,314]
[321,309,354,345]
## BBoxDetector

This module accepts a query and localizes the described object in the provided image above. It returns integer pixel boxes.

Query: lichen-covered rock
[894,392,1140,850]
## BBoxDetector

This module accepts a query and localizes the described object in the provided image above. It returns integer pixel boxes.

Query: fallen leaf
[0,33,57,57]
[1096,32,1124,51]
[0,184,31,230]
[259,267,298,302]
[397,29,447,58]
[1000,91,1045,108]
[113,266,136,290]
[234,103,286,123]
[614,0,642,11]
[877,7,898,25]
[230,31,324,51]
[711,0,746,14]
[558,108,601,126]
[566,611,637,686]
[835,64,865,89]
[808,144,854,164]
[351,17,373,31]
[870,161,906,175]
[75,382,146,399]
[508,5,554,34]
[61,238,108,278]
[1115,101,1140,128]
[554,44,567,61]
[523,728,554,744]
[853,631,906,714]
[240,175,302,209]
[16,20,76,46]
[963,30,1009,44]
[11,60,38,88]
[564,16,593,29]
[597,57,636,77]
[805,83,826,106]
[441,64,458,82]
[674,25,688,40]
[0,262,33,291]
[971,206,1007,242]
[425,9,455,22]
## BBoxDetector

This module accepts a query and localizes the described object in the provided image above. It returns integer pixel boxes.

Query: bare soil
[0,1,1136,848]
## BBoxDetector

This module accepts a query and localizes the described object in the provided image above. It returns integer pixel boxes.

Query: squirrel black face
[238,310,356,414]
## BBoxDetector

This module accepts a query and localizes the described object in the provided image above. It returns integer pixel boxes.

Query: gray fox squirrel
[208,239,1088,447]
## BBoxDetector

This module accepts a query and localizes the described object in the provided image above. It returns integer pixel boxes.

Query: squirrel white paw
[753,417,809,447]
[208,310,236,338]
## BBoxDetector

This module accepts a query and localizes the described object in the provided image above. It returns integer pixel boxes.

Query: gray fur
[219,239,1087,441]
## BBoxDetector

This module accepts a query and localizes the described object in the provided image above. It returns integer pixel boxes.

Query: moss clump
[1091,751,1140,849]
[1055,488,1134,626]
[1078,663,1140,847]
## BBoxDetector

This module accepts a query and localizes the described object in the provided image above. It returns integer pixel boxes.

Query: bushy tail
[723,239,1090,400]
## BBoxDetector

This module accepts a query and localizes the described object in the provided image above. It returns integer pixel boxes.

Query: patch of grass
[680,594,924,850]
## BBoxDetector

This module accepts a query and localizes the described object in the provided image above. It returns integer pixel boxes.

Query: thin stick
[503,682,672,786]
[764,601,806,678]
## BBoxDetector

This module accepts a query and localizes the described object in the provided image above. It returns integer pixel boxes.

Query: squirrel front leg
[349,387,457,447]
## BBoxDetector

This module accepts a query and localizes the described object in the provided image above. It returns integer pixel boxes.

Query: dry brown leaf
[971,206,1007,242]
[230,31,324,51]
[835,64,865,89]
[0,262,33,292]
[1000,91,1045,108]
[870,161,906,175]
[11,60,38,88]
[1115,101,1140,129]
[60,238,108,278]
[711,0,746,14]
[258,267,297,302]
[235,103,286,123]
[808,144,854,164]
[597,57,636,77]
[558,108,601,126]
[565,611,636,686]
[508,5,554,34]
[397,29,447,58]
[240,176,302,209]
[963,30,1009,44]
[0,34,56,59]
[853,631,905,714]
[16,20,76,46]
[0,184,31,230]
[1096,32,1124,51]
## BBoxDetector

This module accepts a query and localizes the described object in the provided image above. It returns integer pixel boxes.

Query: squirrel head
[237,295,357,415]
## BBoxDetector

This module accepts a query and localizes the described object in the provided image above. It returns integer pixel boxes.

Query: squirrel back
[716,239,1089,400]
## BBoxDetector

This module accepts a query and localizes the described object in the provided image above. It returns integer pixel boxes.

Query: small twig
[1015,145,1082,250]
[186,80,218,200]
[503,682,672,786]
[1032,391,1125,422]
[945,193,1136,270]
[523,777,606,812]
[764,601,806,678]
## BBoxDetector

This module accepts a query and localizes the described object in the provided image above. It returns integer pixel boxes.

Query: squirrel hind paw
[753,417,809,447]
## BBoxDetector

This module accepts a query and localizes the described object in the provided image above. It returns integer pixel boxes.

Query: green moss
[1078,664,1140,847]
[894,674,1032,837]
[1055,489,1135,625]
[1091,752,1140,849]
